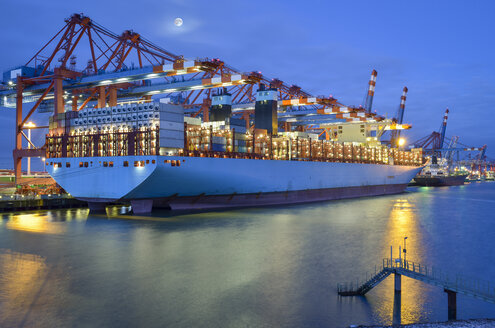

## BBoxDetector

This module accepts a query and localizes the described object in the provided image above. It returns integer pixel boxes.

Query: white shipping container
[160,111,184,123]
[159,103,184,115]
[160,129,184,139]
[160,121,184,131]
[159,138,184,149]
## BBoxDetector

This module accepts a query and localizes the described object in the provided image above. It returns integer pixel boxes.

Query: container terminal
[0,13,489,213]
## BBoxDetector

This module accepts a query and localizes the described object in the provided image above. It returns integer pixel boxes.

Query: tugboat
[414,155,467,186]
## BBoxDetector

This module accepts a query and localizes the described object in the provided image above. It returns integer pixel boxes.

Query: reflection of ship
[414,156,467,186]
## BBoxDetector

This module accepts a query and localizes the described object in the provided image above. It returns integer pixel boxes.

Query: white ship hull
[46,156,422,212]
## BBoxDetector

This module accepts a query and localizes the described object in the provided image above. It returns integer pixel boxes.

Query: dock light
[398,138,406,147]
[24,122,36,176]
[403,237,408,264]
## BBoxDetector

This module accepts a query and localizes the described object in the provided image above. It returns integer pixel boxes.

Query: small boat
[414,156,467,187]
[485,171,495,181]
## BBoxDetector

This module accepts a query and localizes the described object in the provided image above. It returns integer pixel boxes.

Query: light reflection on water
[374,197,430,325]
[6,213,68,235]
[0,182,494,327]
[0,250,48,327]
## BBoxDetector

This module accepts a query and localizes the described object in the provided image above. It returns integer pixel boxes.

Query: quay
[0,194,86,212]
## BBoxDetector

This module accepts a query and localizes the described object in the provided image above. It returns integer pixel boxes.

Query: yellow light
[24,122,36,128]
[398,138,406,147]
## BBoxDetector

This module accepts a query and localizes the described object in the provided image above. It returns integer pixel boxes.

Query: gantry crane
[412,108,449,154]
[0,13,407,182]
[389,87,408,147]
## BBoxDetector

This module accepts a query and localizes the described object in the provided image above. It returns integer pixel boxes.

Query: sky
[0,0,494,169]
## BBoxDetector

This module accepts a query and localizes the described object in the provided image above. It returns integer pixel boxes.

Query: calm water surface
[0,182,494,327]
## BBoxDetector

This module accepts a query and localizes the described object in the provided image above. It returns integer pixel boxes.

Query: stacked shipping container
[45,101,423,167]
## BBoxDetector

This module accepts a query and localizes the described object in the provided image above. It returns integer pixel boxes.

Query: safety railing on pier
[338,258,495,304]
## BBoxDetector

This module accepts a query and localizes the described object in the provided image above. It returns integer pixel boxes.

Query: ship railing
[385,258,495,301]
[337,258,495,302]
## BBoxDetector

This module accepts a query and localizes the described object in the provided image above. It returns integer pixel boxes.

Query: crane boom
[439,108,449,149]
[390,86,408,147]
[364,69,377,113]
[397,87,408,125]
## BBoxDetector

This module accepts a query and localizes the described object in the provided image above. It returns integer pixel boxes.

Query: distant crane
[412,108,449,155]
[390,87,408,147]
[445,136,459,170]
[364,69,377,113]
[413,108,488,174]
[439,108,449,150]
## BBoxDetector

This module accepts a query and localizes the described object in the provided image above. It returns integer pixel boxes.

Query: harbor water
[0,182,494,327]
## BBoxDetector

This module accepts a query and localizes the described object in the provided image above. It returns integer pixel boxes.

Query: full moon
[174,18,183,27]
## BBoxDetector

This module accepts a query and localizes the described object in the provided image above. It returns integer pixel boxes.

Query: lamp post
[24,122,36,176]
[403,236,408,265]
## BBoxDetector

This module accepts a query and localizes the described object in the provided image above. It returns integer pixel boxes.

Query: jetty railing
[338,258,495,304]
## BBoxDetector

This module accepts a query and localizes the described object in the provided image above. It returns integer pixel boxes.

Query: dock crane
[0,14,392,183]
[364,69,377,113]
[444,136,459,171]
[412,109,487,174]
[412,108,449,155]
[390,87,408,147]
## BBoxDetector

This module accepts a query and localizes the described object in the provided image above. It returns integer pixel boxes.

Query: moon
[174,18,183,27]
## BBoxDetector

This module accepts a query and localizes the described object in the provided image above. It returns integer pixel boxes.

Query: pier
[0,194,86,212]
[338,258,495,321]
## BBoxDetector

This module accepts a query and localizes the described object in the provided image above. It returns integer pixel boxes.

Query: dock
[338,258,495,322]
[0,194,86,212]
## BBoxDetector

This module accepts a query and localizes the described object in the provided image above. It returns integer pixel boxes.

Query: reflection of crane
[412,108,449,155]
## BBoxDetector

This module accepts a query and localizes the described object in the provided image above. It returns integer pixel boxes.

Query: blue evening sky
[0,0,494,169]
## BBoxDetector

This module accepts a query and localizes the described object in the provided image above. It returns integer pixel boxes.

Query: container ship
[44,87,423,214]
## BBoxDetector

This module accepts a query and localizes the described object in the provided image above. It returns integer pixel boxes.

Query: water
[0,182,494,327]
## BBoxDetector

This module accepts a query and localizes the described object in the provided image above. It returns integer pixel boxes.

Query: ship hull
[47,155,422,211]
[150,184,408,210]
[414,174,467,187]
